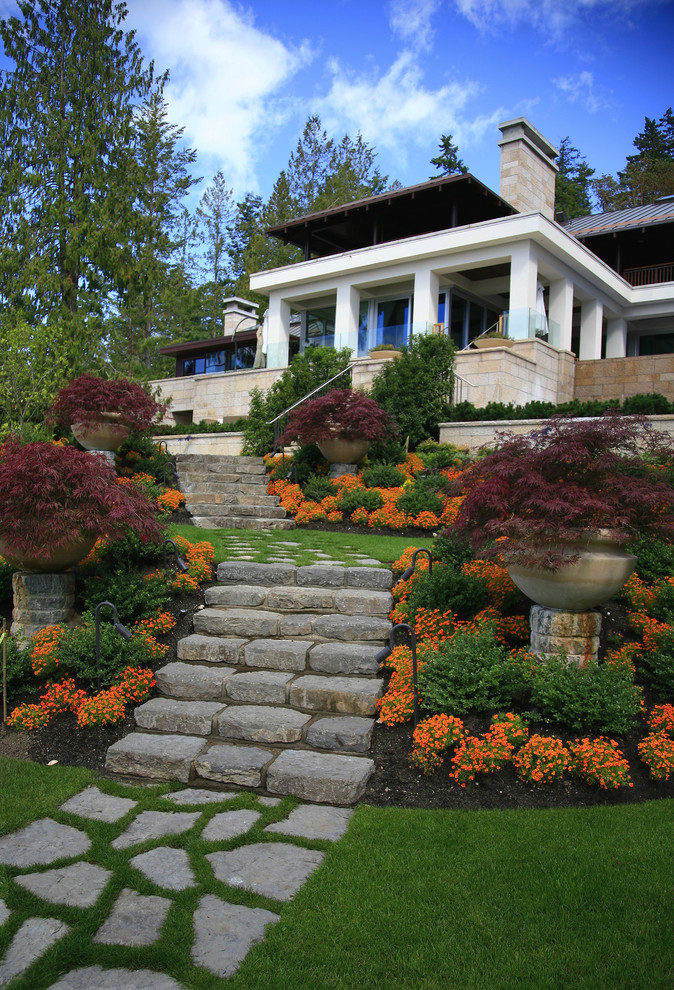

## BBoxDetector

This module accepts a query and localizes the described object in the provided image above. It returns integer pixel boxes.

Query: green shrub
[0,557,14,606]
[370,334,455,449]
[150,418,248,436]
[302,475,336,502]
[529,656,642,735]
[57,616,153,687]
[416,439,470,471]
[628,536,674,584]
[82,569,170,625]
[431,533,475,571]
[337,487,384,515]
[402,565,488,622]
[116,434,173,484]
[361,462,406,488]
[642,627,674,698]
[622,392,673,415]
[396,481,443,517]
[417,625,525,715]
[92,531,164,574]
[649,581,674,623]
[0,633,34,695]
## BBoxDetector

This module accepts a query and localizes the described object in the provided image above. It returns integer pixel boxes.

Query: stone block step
[193,607,391,642]
[216,705,311,744]
[181,474,268,488]
[178,634,247,664]
[156,662,232,700]
[289,674,382,715]
[135,698,225,736]
[307,642,381,676]
[266,750,375,805]
[216,561,392,590]
[186,503,288,519]
[190,516,296,531]
[105,732,207,783]
[176,455,265,471]
[194,743,274,787]
[205,584,393,615]
[182,492,280,507]
[305,716,374,753]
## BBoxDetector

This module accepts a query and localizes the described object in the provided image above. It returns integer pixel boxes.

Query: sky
[1,0,673,209]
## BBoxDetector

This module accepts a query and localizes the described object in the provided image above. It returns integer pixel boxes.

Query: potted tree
[0,438,163,572]
[444,414,674,609]
[278,388,398,463]
[49,374,166,451]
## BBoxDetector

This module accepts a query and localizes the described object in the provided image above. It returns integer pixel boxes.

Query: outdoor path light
[162,461,178,485]
[400,548,434,581]
[375,622,420,728]
[95,601,132,692]
[162,538,188,573]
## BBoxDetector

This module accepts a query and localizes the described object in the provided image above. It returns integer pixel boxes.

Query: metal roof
[563,198,674,238]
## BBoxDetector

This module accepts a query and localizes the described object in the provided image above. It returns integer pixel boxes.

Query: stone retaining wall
[574,354,674,403]
[439,414,674,452]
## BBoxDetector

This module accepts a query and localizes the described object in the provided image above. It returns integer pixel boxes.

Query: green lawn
[167,524,426,567]
[1,757,672,990]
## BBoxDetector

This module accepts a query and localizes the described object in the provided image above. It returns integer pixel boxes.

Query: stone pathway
[0,784,353,987]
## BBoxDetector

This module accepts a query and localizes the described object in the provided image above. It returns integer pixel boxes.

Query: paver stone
[111,811,201,850]
[0,819,90,867]
[59,786,137,823]
[265,804,353,841]
[94,888,171,946]
[201,810,261,841]
[47,966,187,989]
[0,917,69,987]
[192,894,280,978]
[130,847,196,891]
[206,842,324,901]
[15,862,111,907]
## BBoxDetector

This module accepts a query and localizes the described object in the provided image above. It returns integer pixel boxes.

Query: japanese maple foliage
[278,389,398,446]
[0,439,162,561]
[445,414,674,570]
[49,374,165,433]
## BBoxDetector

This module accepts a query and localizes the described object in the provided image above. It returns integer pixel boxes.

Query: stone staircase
[105,562,392,805]
[176,454,295,530]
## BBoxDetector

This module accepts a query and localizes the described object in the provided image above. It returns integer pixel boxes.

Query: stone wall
[154,432,245,456]
[574,355,674,403]
[453,339,575,408]
[439,415,674,453]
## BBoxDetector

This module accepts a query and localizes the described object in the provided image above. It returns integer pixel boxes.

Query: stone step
[176,455,265,470]
[192,608,391,642]
[156,662,381,716]
[216,562,393,590]
[204,584,393,615]
[190,516,296,531]
[186,503,288,519]
[180,475,269,489]
[134,698,374,754]
[105,733,374,804]
[183,491,280,506]
[178,636,381,676]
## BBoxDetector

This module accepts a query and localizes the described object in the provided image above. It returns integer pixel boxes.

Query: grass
[1,757,672,989]
[167,523,426,567]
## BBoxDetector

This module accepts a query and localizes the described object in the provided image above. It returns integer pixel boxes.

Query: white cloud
[318,50,500,169]
[452,0,659,39]
[124,0,312,194]
[389,0,442,51]
[554,70,610,113]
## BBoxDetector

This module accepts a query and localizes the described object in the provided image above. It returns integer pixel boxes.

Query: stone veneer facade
[574,355,674,403]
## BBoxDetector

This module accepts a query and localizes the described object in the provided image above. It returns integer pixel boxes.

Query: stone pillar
[529,605,602,669]
[11,572,76,643]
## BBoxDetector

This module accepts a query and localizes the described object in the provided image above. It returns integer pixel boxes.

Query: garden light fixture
[95,601,132,692]
[162,461,178,485]
[400,548,434,582]
[374,622,420,727]
[162,538,188,573]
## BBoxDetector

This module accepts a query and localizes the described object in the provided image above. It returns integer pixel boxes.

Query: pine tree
[554,137,595,219]
[0,0,155,354]
[591,108,674,211]
[287,115,334,213]
[196,170,236,334]
[430,134,467,177]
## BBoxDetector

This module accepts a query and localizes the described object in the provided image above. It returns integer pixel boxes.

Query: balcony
[623,262,674,286]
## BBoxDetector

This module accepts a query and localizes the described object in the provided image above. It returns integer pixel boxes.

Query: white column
[508,242,538,338]
[412,266,440,332]
[606,317,627,358]
[548,277,574,351]
[579,299,603,360]
[334,283,360,357]
[266,295,291,368]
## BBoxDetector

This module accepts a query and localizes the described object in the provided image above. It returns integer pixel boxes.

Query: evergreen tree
[554,137,595,219]
[113,90,199,373]
[590,108,674,211]
[314,132,388,210]
[287,115,334,213]
[196,170,236,334]
[228,192,263,294]
[0,0,155,358]
[430,134,467,177]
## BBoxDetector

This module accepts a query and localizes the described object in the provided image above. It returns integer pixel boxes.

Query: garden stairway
[175,454,295,531]
[105,562,392,805]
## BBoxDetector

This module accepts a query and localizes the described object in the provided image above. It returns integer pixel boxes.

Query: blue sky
[2,0,673,209]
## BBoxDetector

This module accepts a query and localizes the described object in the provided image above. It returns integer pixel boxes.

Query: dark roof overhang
[266,174,517,258]
[159,330,257,357]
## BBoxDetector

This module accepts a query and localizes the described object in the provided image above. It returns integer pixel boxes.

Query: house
[151,118,674,428]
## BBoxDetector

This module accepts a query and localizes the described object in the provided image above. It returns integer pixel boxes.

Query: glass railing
[502,309,561,347]
[358,322,437,355]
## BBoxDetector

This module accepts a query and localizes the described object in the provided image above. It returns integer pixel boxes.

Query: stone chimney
[498,118,558,220]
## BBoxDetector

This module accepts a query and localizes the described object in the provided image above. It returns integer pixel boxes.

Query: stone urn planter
[506,532,638,611]
[317,438,371,464]
[71,411,131,452]
[0,534,97,574]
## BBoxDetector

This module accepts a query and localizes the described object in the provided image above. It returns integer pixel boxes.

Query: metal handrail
[266,363,354,428]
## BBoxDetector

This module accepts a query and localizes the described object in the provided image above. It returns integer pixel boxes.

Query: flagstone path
[0,784,353,987]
